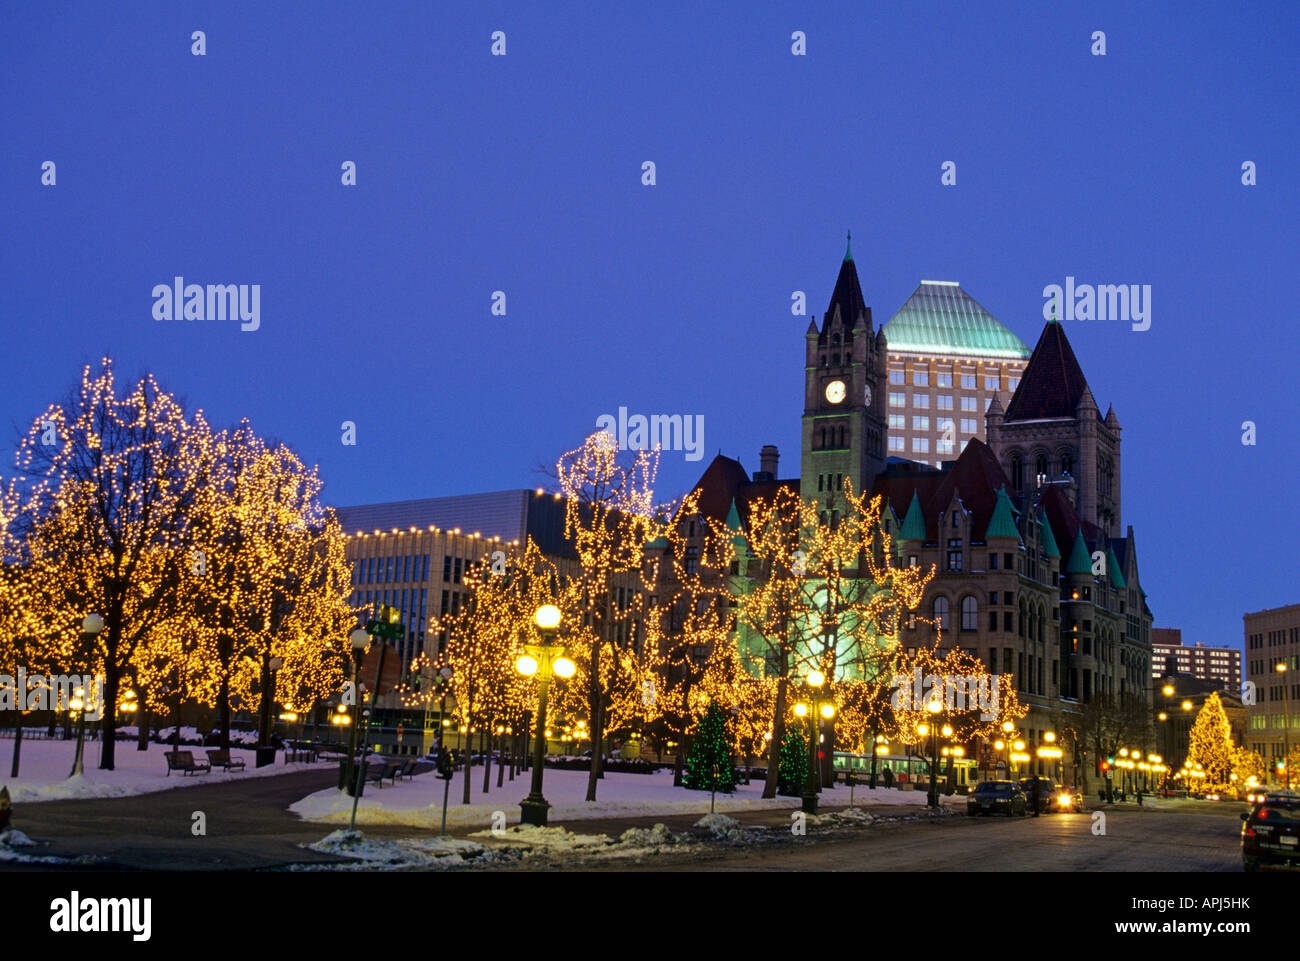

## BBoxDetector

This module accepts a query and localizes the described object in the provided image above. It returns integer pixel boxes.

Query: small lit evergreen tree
[683,702,737,793]
[1188,692,1235,791]
[777,726,807,797]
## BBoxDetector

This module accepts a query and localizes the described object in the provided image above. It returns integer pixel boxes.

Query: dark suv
[967,780,1028,816]
[1241,791,1300,872]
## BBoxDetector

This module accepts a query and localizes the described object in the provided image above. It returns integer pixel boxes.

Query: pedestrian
[1137,788,1143,807]
[1031,777,1041,817]
[882,766,894,788]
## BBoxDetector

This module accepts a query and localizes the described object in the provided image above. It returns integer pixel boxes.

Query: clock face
[864,384,873,407]
[825,380,846,404]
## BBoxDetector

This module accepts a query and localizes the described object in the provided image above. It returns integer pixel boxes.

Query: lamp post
[518,604,575,827]
[1278,662,1292,790]
[341,627,369,795]
[69,614,103,778]
[794,670,832,815]
[1000,720,1016,781]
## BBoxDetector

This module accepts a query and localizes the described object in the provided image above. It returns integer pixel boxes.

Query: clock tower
[800,233,888,514]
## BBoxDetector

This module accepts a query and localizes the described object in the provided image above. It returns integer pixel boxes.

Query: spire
[1037,511,1060,558]
[985,485,1020,540]
[899,490,926,541]
[821,244,869,342]
[987,393,1004,416]
[1076,384,1098,413]
[725,497,746,550]
[1065,530,1093,575]
[1049,300,1059,324]
[1104,404,1120,429]
[844,229,853,262]
[1107,544,1127,588]
[1004,320,1095,422]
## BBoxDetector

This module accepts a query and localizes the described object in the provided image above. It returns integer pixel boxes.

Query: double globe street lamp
[793,669,834,814]
[516,604,575,826]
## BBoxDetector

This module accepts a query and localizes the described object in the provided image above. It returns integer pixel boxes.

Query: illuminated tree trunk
[763,671,789,799]
[9,710,22,778]
[136,703,150,751]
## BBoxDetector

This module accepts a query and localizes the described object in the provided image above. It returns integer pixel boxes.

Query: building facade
[1243,603,1300,763]
[881,279,1030,469]
[676,242,1155,781]
[1150,627,1242,692]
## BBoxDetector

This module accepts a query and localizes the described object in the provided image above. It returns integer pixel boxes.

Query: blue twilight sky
[2,2,1297,658]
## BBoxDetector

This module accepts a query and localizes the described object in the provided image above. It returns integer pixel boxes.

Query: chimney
[754,445,780,482]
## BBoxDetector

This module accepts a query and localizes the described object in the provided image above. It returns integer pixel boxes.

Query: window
[961,374,976,389]
[912,438,930,452]
[402,556,410,582]
[937,437,954,454]
[1011,456,1024,492]
[890,370,905,384]
[453,557,462,583]
[961,596,978,630]
[937,395,953,410]
[443,556,452,581]
[990,611,998,631]
[913,394,930,409]
[984,376,1000,391]
[889,414,905,428]
[912,415,930,430]
[1008,377,1020,390]
[960,418,977,433]
[933,597,950,630]
[989,553,998,570]
[961,396,977,411]
[936,373,953,387]
[984,397,992,410]
[947,550,963,571]
[889,392,905,407]
[913,371,929,386]
[889,436,905,451]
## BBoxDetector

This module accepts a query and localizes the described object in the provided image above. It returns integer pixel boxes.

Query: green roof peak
[1065,530,1093,575]
[844,229,853,262]
[725,497,746,549]
[883,281,1031,360]
[985,486,1020,540]
[1107,545,1127,588]
[1037,512,1060,558]
[899,490,926,541]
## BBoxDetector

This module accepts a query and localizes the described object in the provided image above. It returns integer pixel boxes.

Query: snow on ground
[0,733,317,802]
[290,766,963,829]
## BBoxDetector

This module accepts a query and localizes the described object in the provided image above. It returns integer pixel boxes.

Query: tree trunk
[673,734,687,787]
[869,722,880,788]
[585,700,603,802]
[10,709,23,778]
[98,662,120,770]
[136,700,150,751]
[481,728,491,794]
[762,675,789,799]
[219,672,231,752]
[462,723,473,804]
[497,733,506,787]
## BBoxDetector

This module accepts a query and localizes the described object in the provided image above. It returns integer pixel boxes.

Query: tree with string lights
[11,360,219,769]
[1188,691,1235,792]
[728,481,931,798]
[546,430,665,802]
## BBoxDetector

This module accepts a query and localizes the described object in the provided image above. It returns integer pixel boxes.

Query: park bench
[284,749,317,764]
[366,760,404,788]
[395,758,420,781]
[206,749,246,772]
[164,750,211,777]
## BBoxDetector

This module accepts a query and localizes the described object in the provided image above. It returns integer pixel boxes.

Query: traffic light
[1100,760,1111,773]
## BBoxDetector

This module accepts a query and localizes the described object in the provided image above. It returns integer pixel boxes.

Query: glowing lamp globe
[552,657,576,678]
[515,655,539,676]
[534,605,562,631]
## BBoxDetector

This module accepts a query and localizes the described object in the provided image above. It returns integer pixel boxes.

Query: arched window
[1060,450,1073,476]
[933,596,950,631]
[1035,454,1048,479]
[832,352,840,365]
[1011,456,1024,492]
[960,595,978,631]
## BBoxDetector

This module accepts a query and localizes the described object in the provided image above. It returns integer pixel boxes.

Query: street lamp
[924,696,943,808]
[518,604,574,826]
[69,614,103,778]
[795,670,833,814]
[341,628,369,796]
[1278,663,1292,790]
[1001,720,1016,781]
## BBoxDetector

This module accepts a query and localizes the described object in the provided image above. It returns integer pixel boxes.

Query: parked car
[967,780,1028,816]
[1018,776,1056,813]
[1241,791,1300,872]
